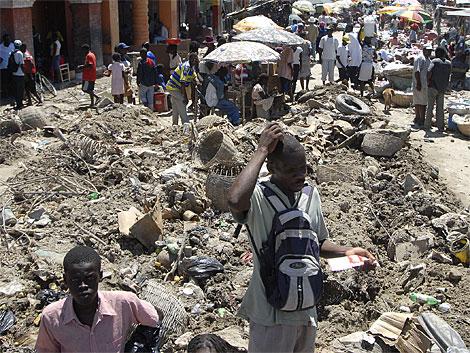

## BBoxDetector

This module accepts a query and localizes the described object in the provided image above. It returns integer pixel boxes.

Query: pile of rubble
[0,84,468,352]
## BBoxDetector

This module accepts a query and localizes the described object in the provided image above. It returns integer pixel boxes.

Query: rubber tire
[335,94,370,115]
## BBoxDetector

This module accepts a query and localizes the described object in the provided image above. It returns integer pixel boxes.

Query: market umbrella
[395,10,424,23]
[378,5,404,14]
[407,4,423,10]
[203,41,281,122]
[233,28,305,47]
[393,0,420,5]
[203,41,280,64]
[233,15,282,33]
[293,0,315,13]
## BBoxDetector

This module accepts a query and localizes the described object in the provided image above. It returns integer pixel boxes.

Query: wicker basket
[206,163,243,211]
[194,130,238,169]
[139,280,188,345]
[391,91,413,107]
[196,115,227,131]
[452,115,470,137]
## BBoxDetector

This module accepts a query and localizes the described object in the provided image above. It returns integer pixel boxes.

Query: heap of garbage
[0,82,469,352]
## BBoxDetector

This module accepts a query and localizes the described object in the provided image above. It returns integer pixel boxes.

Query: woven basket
[139,280,188,345]
[452,115,470,137]
[206,163,243,211]
[196,115,227,131]
[194,130,237,169]
[391,92,413,107]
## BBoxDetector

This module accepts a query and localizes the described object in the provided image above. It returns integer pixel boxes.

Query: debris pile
[0,83,468,352]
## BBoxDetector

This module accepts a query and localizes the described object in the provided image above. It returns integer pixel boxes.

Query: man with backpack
[228,123,376,353]
[9,40,25,110]
[21,43,42,105]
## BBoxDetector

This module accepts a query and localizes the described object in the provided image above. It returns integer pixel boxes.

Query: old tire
[335,94,370,115]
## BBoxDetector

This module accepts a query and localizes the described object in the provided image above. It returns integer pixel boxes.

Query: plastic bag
[124,324,161,353]
[0,310,16,335]
[36,289,67,309]
[183,256,224,280]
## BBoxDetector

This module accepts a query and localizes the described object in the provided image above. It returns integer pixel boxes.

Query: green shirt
[232,179,329,327]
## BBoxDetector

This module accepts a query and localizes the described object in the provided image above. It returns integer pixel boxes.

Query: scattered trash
[409,292,440,306]
[0,280,24,297]
[449,238,469,266]
[181,256,224,281]
[0,310,16,335]
[36,289,67,309]
[1,207,16,226]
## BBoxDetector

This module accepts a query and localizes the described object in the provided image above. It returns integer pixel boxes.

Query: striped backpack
[247,182,323,311]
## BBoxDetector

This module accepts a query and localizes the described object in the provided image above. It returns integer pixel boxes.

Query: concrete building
[0,0,227,69]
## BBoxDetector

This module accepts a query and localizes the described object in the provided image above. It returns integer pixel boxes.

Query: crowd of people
[3,2,470,353]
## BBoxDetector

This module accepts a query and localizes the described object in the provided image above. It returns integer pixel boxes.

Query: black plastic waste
[184,256,224,280]
[36,289,67,309]
[0,310,16,335]
[124,324,161,353]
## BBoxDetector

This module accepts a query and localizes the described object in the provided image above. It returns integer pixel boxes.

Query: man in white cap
[412,44,432,127]
[11,39,25,109]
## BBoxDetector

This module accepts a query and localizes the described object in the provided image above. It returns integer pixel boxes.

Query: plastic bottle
[409,292,440,305]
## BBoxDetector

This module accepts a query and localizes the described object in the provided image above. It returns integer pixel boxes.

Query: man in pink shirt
[35,246,162,353]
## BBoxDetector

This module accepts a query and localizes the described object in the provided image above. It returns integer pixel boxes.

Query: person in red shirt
[79,44,100,107]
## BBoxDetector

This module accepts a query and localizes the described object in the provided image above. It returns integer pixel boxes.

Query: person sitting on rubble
[252,73,274,119]
[187,334,247,353]
[228,123,376,353]
[205,66,240,126]
[35,246,162,353]
[451,51,469,90]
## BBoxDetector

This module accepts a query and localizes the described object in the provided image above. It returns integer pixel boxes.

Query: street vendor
[252,73,274,119]
[358,37,376,97]
[336,35,350,85]
[450,51,469,90]
[412,45,432,127]
[206,67,241,126]
[346,29,362,89]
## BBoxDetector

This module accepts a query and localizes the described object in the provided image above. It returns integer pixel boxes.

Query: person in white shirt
[336,35,350,85]
[319,27,339,84]
[292,45,303,97]
[11,40,25,110]
[0,33,15,98]
[346,31,362,89]
[153,20,169,43]
[107,53,125,103]
[50,32,61,82]
[167,44,182,74]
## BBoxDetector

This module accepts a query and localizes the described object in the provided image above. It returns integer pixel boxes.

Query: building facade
[0,0,233,69]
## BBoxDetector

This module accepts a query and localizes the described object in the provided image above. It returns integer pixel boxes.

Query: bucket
[154,92,168,112]
[450,238,469,266]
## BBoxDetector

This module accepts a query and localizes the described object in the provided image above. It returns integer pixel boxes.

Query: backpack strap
[245,224,262,261]
[259,182,289,213]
